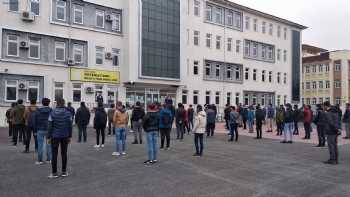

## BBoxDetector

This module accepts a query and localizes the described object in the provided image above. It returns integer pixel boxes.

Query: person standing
[228,106,239,142]
[75,102,91,143]
[11,99,25,146]
[255,105,265,139]
[131,101,145,144]
[107,104,116,136]
[143,104,160,164]
[48,98,72,178]
[293,105,300,135]
[175,103,185,140]
[193,105,206,157]
[224,104,231,130]
[66,102,75,123]
[184,108,191,134]
[247,106,255,133]
[282,103,294,143]
[323,101,341,165]
[93,102,107,148]
[276,105,285,136]
[266,104,275,132]
[342,103,350,139]
[242,106,248,130]
[112,103,129,156]
[159,104,173,150]
[206,105,216,137]
[187,105,194,131]
[313,104,326,147]
[303,105,313,139]
[33,98,52,165]
[5,103,16,138]
[23,99,38,153]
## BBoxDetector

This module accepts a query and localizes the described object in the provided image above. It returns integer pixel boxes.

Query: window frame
[206,33,211,48]
[245,16,250,30]
[216,36,221,50]
[55,41,66,62]
[111,13,121,32]
[73,44,84,64]
[28,38,41,59]
[27,81,40,102]
[95,46,104,65]
[7,34,19,57]
[72,83,82,102]
[30,0,40,16]
[236,40,241,53]
[194,30,200,46]
[8,0,19,12]
[227,38,232,52]
[95,9,105,28]
[194,0,200,16]
[54,82,64,102]
[56,0,67,21]
[73,4,84,24]
[5,80,18,102]
[193,61,199,75]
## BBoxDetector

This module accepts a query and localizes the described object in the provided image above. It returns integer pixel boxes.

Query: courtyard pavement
[1,124,350,197]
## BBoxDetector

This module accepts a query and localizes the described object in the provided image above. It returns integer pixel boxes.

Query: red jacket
[303,108,313,123]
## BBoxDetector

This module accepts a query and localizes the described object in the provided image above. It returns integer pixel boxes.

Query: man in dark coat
[75,102,90,143]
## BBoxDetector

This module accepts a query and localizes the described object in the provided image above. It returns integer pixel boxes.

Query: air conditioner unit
[18,81,28,90]
[22,11,35,22]
[105,52,112,60]
[105,14,113,22]
[85,86,94,94]
[19,40,29,49]
[67,59,76,66]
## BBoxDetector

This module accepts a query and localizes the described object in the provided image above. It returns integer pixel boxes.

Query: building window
[205,91,211,105]
[244,40,250,56]
[277,95,281,106]
[226,10,233,26]
[268,71,272,83]
[252,94,257,105]
[215,64,220,79]
[312,81,317,89]
[261,70,266,82]
[226,66,232,79]
[253,69,257,81]
[261,95,266,106]
[216,36,221,50]
[245,16,250,30]
[54,82,64,101]
[112,48,120,66]
[215,7,223,24]
[7,35,18,57]
[283,50,287,62]
[56,0,66,21]
[326,80,330,88]
[107,90,116,104]
[306,98,310,105]
[269,23,273,36]
[9,0,19,11]
[305,82,311,89]
[334,80,341,88]
[95,85,103,102]
[319,81,324,89]
[111,13,121,32]
[194,31,200,46]
[193,61,199,75]
[215,92,220,105]
[95,46,104,65]
[227,38,232,52]
[277,49,281,61]
[72,83,81,102]
[206,34,211,48]
[283,73,287,84]
[244,94,249,106]
[205,4,212,21]
[253,43,258,57]
[205,63,211,76]
[262,21,266,34]
[227,92,231,105]
[312,65,317,73]
[318,64,323,72]
[236,40,241,53]
[182,90,188,104]
[55,41,65,62]
[335,97,341,105]
[28,38,40,59]
[277,26,281,38]
[73,4,83,24]
[245,68,249,80]
[334,62,342,71]
[235,67,240,80]
[5,80,17,102]
[261,46,266,59]
[305,65,310,73]
[319,98,323,104]
[234,12,241,28]
[73,44,83,64]
[96,9,105,28]
[268,46,273,60]
[253,18,258,32]
[27,81,39,102]
[193,90,199,105]
[277,72,281,83]
[194,0,200,16]
[236,93,240,105]
[30,0,40,16]
[325,64,330,72]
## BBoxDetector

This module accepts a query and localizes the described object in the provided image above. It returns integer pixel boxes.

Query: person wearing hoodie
[107,104,116,135]
[112,102,129,156]
[11,99,25,146]
[93,102,107,148]
[228,106,239,142]
[193,105,206,157]
[23,99,38,153]
[48,98,72,178]
[282,103,294,143]
[159,104,174,150]
[33,98,52,165]
[131,101,145,144]
[75,102,91,143]
[303,105,313,139]
[247,106,255,133]
[143,104,160,164]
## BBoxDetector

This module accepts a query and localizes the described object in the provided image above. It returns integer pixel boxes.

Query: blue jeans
[115,127,126,153]
[78,125,87,142]
[37,130,52,162]
[248,120,254,131]
[146,131,158,161]
[283,122,294,142]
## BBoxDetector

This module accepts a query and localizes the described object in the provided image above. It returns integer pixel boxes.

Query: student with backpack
[159,104,173,150]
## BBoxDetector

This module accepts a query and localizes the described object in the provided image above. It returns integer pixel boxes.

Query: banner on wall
[70,68,120,84]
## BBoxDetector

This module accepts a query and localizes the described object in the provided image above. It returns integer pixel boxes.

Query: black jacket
[75,107,91,126]
[175,108,185,124]
[131,106,145,122]
[284,109,294,123]
[255,109,265,124]
[94,107,107,129]
[323,108,341,135]
[143,111,160,132]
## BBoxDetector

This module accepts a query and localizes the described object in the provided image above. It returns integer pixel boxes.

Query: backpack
[162,111,171,126]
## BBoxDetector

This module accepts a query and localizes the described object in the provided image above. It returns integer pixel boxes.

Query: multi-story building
[181,0,306,112]
[302,44,327,57]
[302,49,350,107]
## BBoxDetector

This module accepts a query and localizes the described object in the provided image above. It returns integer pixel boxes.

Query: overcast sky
[230,0,349,51]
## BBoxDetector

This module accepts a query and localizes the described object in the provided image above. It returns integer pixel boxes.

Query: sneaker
[121,152,126,155]
[165,147,170,151]
[46,160,51,164]
[193,153,200,157]
[112,152,120,156]
[48,173,59,179]
[35,161,44,165]
[101,144,105,148]
[61,172,69,177]
[144,160,152,164]
[94,145,100,148]
[152,160,158,163]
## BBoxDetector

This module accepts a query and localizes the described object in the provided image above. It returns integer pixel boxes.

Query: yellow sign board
[70,68,120,84]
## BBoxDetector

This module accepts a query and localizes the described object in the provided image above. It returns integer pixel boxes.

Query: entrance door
[145,88,159,107]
